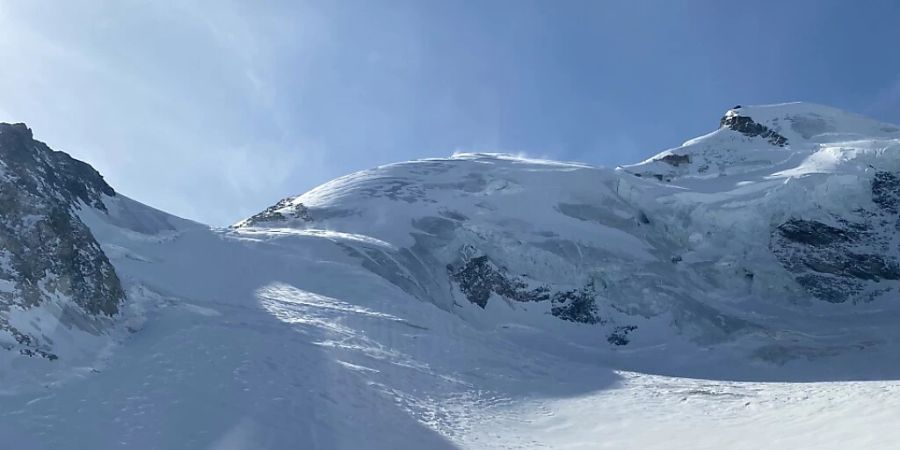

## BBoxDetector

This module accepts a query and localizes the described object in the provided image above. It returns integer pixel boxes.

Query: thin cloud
[0,1,331,226]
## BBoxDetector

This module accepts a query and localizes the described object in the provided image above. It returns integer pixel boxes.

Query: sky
[1,0,899,226]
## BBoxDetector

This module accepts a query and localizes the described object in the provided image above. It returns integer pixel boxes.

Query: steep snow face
[235,103,900,366]
[235,154,661,345]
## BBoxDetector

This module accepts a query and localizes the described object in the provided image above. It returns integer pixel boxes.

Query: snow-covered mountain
[233,102,900,367]
[3,102,900,449]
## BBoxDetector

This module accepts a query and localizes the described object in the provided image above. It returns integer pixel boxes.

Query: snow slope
[3,103,900,449]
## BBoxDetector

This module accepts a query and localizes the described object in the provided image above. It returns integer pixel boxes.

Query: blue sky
[1,0,899,225]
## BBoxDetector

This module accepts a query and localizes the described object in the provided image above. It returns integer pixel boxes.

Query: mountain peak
[719,106,789,147]
[0,122,33,140]
[622,102,900,181]
[717,102,900,142]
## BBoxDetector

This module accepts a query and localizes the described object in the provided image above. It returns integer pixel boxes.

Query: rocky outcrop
[872,171,900,214]
[656,153,691,167]
[771,171,900,303]
[607,325,637,346]
[772,219,899,303]
[550,280,602,324]
[0,123,124,359]
[448,246,605,325]
[720,111,788,146]
[448,251,549,308]
[234,197,311,227]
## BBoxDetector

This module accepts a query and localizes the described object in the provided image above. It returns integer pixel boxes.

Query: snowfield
[3,103,900,448]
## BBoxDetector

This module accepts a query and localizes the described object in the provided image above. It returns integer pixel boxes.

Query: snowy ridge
[231,103,900,366]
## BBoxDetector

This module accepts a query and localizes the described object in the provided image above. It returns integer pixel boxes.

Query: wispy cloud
[3,1,898,226]
[0,1,330,225]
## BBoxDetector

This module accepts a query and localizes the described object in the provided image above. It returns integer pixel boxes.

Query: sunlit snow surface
[4,103,900,448]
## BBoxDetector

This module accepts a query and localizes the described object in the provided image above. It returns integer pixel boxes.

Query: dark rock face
[776,219,856,247]
[656,153,691,167]
[237,197,311,227]
[771,172,900,303]
[872,171,900,214]
[448,247,604,325]
[0,123,124,359]
[720,113,789,147]
[0,123,114,210]
[448,254,549,308]
[607,325,637,346]
[550,280,601,324]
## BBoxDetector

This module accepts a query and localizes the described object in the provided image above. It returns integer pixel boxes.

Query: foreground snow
[467,373,900,449]
[1,207,898,449]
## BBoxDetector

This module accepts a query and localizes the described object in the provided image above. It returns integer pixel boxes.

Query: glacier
[2,102,900,448]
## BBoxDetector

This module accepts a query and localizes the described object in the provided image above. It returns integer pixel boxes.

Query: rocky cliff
[0,123,124,360]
